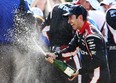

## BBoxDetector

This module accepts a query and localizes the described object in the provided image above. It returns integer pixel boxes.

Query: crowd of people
[0,0,116,83]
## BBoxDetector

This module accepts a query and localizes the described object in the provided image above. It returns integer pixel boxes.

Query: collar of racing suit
[77,20,90,34]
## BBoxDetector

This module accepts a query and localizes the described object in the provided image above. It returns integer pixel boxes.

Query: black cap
[106,8,116,30]
[63,5,85,16]
[63,5,87,20]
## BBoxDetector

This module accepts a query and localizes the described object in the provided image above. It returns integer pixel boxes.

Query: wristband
[54,52,62,58]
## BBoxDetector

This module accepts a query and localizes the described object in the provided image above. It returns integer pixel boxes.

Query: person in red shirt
[74,0,86,5]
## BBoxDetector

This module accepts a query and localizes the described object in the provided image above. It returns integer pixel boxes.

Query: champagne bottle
[53,59,76,78]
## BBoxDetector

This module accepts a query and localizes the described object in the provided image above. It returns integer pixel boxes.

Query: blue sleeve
[24,1,30,11]
[87,17,99,30]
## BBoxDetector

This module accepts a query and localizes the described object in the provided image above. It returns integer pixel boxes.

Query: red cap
[74,1,80,5]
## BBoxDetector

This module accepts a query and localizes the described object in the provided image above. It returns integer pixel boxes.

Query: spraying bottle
[38,46,76,78]
[45,55,76,78]
[53,59,76,78]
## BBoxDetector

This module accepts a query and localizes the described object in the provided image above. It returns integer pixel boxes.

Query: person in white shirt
[100,0,116,12]
[83,0,108,42]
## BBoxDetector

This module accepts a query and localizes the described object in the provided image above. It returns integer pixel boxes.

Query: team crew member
[106,5,116,83]
[41,3,75,52]
[46,5,110,83]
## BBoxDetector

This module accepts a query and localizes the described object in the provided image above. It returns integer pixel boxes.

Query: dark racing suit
[105,6,116,83]
[56,21,110,83]
[106,24,116,83]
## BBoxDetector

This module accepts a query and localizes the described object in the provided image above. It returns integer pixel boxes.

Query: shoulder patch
[86,34,102,40]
